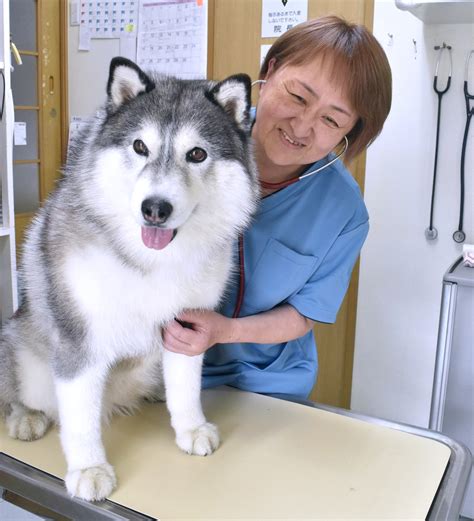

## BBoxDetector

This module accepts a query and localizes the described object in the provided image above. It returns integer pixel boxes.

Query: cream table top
[0,388,451,520]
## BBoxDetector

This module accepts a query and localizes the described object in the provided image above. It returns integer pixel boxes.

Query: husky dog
[0,57,258,501]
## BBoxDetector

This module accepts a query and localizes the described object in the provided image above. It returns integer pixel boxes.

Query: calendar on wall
[76,0,208,79]
[137,0,207,79]
[78,0,139,44]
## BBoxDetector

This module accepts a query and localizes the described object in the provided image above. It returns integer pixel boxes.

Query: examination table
[0,387,471,520]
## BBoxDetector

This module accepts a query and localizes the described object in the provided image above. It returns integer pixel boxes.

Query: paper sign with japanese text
[261,0,308,39]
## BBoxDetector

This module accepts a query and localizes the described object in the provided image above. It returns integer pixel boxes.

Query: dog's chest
[62,245,215,355]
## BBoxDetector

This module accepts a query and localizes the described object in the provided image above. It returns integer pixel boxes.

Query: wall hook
[434,42,452,51]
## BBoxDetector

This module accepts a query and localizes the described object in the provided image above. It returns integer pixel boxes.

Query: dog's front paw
[65,463,117,501]
[6,407,51,441]
[176,422,220,456]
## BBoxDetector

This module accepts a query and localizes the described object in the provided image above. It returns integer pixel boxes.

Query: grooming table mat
[0,388,451,520]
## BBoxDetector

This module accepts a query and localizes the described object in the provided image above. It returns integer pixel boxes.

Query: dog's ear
[107,57,155,109]
[209,74,252,134]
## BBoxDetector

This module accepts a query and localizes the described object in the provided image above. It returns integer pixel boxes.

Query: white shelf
[0,227,13,237]
[395,0,474,23]
[1,0,18,321]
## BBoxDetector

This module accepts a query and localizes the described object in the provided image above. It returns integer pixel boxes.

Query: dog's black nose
[141,198,173,225]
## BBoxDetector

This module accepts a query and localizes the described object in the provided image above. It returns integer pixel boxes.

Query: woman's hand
[162,309,235,356]
[163,304,314,356]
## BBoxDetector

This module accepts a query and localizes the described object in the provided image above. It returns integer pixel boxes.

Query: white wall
[352,0,473,427]
[68,26,120,117]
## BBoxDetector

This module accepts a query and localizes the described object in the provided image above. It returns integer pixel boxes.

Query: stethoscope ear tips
[453,230,466,243]
[425,227,438,240]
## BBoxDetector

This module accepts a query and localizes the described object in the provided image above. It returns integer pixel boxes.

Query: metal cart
[430,256,474,519]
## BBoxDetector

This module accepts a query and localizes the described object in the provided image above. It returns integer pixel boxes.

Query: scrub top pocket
[243,238,318,314]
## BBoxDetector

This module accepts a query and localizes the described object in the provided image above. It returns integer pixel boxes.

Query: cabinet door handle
[10,41,22,66]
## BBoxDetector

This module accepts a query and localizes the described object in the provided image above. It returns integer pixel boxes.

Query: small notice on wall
[14,122,27,146]
[260,44,272,66]
[261,0,308,38]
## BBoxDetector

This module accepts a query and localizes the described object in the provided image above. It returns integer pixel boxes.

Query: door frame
[14,0,68,251]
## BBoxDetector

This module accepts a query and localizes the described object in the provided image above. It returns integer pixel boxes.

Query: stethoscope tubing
[456,99,470,237]
[454,51,474,243]
[428,87,446,233]
[426,45,452,240]
[233,235,245,319]
[259,136,349,190]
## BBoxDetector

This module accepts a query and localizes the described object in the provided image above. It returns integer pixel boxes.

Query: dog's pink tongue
[141,227,174,250]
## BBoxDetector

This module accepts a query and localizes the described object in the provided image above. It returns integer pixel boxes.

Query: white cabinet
[0,0,18,323]
[395,0,474,24]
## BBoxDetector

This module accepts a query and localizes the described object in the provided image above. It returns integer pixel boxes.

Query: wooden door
[10,0,67,254]
[209,0,374,408]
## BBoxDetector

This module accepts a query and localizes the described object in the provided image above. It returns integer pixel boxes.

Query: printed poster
[261,0,308,38]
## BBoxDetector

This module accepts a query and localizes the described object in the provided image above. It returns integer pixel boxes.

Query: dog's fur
[0,57,258,501]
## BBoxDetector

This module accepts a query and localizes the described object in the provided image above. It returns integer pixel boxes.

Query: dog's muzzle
[141,198,177,250]
[141,198,173,225]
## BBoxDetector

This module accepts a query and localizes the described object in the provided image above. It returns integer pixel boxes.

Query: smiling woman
[252,56,359,186]
[258,15,392,165]
[163,15,392,400]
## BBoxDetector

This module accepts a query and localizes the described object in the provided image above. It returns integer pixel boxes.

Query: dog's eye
[133,139,149,157]
[186,147,207,163]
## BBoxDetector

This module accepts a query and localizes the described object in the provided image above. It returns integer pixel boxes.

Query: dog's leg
[163,350,219,456]
[54,365,116,501]
[6,403,51,441]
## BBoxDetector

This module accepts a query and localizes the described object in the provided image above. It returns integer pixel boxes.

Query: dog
[0,57,258,501]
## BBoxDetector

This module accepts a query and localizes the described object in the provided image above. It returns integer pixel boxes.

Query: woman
[163,15,392,398]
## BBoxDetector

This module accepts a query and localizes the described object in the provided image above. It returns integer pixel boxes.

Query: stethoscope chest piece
[425,227,438,241]
[453,230,466,243]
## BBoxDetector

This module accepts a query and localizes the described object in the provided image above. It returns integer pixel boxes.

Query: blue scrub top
[202,154,369,398]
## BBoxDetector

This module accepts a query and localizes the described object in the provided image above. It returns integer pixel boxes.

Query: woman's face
[252,56,359,180]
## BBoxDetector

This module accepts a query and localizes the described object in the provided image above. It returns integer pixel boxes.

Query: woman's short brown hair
[260,15,392,163]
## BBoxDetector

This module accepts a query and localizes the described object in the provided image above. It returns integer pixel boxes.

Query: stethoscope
[426,43,452,241]
[232,80,350,317]
[454,50,474,243]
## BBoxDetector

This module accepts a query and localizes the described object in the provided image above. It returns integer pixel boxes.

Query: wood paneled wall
[207,0,374,408]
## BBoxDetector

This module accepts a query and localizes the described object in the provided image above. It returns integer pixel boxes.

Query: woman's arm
[162,304,315,357]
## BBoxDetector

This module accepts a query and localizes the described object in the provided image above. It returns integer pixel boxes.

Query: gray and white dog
[0,57,258,501]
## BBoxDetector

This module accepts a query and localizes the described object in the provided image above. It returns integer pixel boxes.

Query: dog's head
[85,57,257,253]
